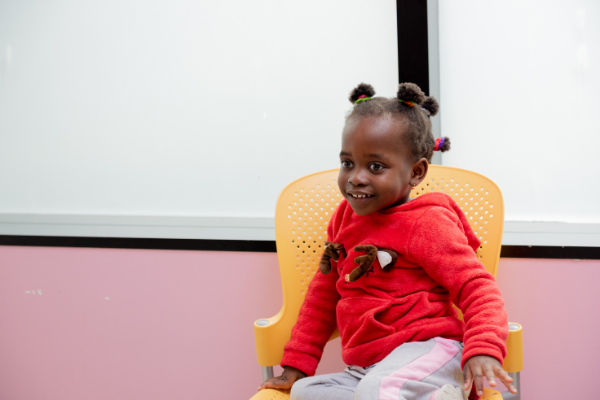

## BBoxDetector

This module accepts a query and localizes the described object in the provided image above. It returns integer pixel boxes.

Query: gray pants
[291,337,468,400]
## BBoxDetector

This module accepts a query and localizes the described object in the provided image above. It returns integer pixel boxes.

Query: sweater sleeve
[280,210,342,376]
[280,264,340,376]
[406,208,508,368]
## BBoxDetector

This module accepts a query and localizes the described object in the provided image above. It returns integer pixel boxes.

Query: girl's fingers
[259,382,282,390]
[471,365,484,396]
[492,365,513,383]
[493,366,518,394]
[463,365,472,391]
[258,378,290,391]
[483,365,497,387]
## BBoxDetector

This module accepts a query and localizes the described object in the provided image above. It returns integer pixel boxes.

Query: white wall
[439,0,600,224]
[3,1,599,245]
[0,0,398,219]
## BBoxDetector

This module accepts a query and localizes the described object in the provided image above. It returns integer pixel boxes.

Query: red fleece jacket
[281,192,508,377]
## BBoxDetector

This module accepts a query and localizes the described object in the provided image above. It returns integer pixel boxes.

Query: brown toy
[319,242,347,274]
[345,245,398,282]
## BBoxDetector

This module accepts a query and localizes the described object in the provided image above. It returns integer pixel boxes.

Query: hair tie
[399,99,416,107]
[354,95,371,104]
[434,137,445,151]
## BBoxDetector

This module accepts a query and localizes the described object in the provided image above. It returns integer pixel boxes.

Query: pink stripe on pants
[378,337,459,400]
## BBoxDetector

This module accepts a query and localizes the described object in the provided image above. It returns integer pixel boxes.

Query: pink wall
[0,245,598,399]
[495,258,600,399]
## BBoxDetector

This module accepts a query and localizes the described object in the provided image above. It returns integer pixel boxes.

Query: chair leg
[501,372,521,400]
[262,366,274,381]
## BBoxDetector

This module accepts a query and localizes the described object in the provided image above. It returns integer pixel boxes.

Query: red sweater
[281,192,508,377]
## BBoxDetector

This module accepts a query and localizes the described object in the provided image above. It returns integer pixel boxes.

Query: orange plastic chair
[251,166,523,400]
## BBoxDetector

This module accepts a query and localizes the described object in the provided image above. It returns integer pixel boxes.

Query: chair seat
[251,387,503,399]
[250,388,290,400]
[481,387,503,399]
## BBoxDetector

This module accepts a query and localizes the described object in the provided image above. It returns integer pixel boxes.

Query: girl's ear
[411,158,429,186]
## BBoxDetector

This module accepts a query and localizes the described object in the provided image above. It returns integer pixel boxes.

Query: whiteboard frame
[0,214,599,246]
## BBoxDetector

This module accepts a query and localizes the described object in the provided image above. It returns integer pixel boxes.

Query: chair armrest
[503,322,523,373]
[254,311,340,368]
[254,309,290,367]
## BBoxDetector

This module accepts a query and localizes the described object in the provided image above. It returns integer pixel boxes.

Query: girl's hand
[463,355,518,396]
[258,366,307,391]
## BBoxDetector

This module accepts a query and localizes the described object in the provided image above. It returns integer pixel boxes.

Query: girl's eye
[369,163,384,172]
[341,160,353,168]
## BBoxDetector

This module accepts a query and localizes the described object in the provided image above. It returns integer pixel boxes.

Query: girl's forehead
[342,116,408,147]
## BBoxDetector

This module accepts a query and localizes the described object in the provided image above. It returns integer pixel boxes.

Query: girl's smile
[346,191,375,207]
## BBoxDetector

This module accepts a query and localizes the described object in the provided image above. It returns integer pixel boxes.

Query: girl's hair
[346,82,450,163]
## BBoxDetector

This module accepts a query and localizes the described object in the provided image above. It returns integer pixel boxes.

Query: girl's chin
[347,201,378,216]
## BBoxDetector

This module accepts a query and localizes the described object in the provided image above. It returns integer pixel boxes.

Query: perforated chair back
[253,165,504,368]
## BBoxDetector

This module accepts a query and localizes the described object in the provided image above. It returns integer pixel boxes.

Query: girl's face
[338,116,427,216]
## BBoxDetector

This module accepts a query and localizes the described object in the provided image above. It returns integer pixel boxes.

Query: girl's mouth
[349,193,374,199]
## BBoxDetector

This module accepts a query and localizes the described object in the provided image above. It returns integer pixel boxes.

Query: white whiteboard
[439,0,600,224]
[0,0,398,219]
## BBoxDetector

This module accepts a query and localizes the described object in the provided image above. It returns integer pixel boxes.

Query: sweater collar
[377,192,452,215]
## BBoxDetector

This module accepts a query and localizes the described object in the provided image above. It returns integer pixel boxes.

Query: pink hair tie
[354,94,371,104]
[434,137,445,151]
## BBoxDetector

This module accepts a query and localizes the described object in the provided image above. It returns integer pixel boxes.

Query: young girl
[258,83,517,400]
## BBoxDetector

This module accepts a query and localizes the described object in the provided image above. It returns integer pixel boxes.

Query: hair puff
[396,82,426,105]
[421,96,439,116]
[439,136,451,152]
[349,83,376,104]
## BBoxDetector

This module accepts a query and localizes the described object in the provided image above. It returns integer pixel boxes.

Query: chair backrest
[411,165,505,277]
[256,165,504,366]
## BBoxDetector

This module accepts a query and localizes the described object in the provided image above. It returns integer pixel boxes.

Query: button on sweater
[281,192,508,377]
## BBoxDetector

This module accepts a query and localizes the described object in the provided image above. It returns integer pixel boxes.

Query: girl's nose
[348,169,369,186]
